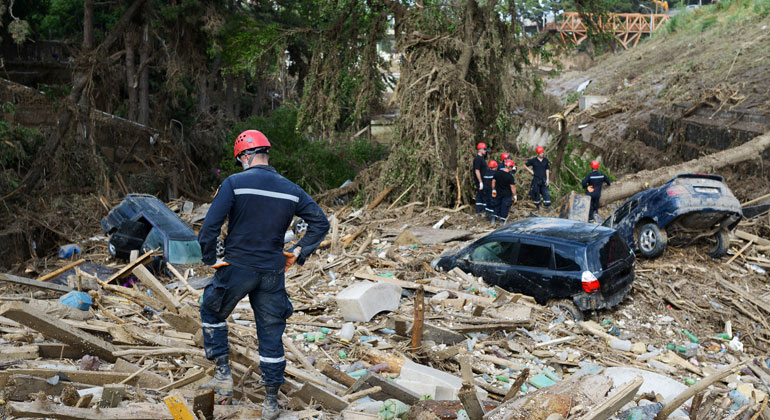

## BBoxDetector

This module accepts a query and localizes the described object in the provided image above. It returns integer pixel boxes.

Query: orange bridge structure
[546,12,670,49]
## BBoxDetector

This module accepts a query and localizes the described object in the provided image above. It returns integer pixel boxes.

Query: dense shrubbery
[554,138,616,198]
[217,107,387,194]
[0,110,45,192]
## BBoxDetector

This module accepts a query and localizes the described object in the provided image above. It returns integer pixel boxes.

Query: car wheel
[636,223,667,258]
[548,299,584,322]
[709,229,730,258]
[293,218,308,236]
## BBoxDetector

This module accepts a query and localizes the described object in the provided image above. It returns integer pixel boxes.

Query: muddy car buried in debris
[602,174,742,259]
[101,194,202,265]
[431,217,635,320]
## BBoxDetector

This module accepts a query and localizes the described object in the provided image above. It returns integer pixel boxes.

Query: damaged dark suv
[432,217,635,320]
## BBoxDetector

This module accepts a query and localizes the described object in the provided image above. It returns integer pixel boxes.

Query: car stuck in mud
[432,217,635,320]
[602,174,742,258]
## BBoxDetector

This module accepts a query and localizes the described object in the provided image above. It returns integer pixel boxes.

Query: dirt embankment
[545,4,770,202]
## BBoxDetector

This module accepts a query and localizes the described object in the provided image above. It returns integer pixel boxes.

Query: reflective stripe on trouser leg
[475,189,485,214]
[200,319,229,359]
[251,271,292,387]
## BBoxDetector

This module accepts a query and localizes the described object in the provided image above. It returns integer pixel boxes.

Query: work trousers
[529,178,551,208]
[200,265,293,386]
[497,195,513,222]
[475,188,486,214]
[485,192,498,220]
[588,191,601,221]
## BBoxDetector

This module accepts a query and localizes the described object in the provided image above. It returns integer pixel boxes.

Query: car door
[511,239,560,304]
[461,239,520,290]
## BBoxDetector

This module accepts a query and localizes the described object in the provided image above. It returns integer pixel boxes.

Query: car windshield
[143,227,202,265]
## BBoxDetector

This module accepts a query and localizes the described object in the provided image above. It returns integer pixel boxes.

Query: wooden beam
[131,265,180,313]
[366,186,394,211]
[37,259,86,282]
[0,369,130,388]
[577,376,643,420]
[0,302,117,362]
[654,361,745,420]
[7,401,173,420]
[317,361,357,387]
[458,382,485,420]
[106,250,155,284]
[0,272,72,293]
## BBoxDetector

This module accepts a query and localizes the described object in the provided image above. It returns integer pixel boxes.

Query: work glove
[587,185,595,193]
[513,195,518,204]
[478,181,483,190]
[212,258,230,269]
[283,248,300,272]
[545,179,550,187]
[492,189,497,198]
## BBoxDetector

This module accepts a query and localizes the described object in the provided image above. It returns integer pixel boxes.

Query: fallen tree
[599,131,770,206]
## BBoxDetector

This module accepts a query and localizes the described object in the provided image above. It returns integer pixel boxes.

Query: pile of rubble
[0,196,769,420]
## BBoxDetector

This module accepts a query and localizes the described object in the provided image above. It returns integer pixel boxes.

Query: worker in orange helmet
[582,160,611,223]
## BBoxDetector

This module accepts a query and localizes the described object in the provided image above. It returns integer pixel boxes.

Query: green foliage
[218,106,386,194]
[554,138,616,198]
[698,15,717,30]
[30,0,121,41]
[563,91,581,104]
[0,115,45,190]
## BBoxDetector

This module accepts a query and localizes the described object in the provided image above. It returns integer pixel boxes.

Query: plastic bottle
[682,329,699,343]
[609,338,632,351]
[339,323,355,341]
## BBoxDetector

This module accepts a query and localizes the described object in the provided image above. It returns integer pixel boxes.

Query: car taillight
[666,185,688,196]
[582,271,600,293]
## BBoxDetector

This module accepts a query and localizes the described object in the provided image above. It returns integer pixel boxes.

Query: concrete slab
[398,360,487,401]
[604,367,688,402]
[579,95,608,111]
[335,281,402,322]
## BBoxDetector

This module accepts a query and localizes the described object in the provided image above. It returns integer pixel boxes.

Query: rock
[336,281,402,322]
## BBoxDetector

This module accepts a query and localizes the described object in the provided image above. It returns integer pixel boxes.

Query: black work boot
[262,385,281,420]
[199,355,233,396]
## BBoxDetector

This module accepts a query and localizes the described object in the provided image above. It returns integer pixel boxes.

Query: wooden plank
[735,230,770,246]
[366,186,393,211]
[577,376,643,420]
[0,272,72,293]
[318,361,357,387]
[0,369,130,388]
[458,382,485,420]
[5,374,91,401]
[191,389,215,420]
[160,312,201,335]
[164,391,197,420]
[132,265,180,313]
[37,343,87,360]
[113,358,171,389]
[292,382,349,412]
[0,302,117,362]
[100,384,126,408]
[37,259,86,282]
[7,401,174,420]
[716,275,770,315]
[0,344,39,360]
[156,367,212,392]
[452,322,532,333]
[346,372,421,404]
[106,250,155,284]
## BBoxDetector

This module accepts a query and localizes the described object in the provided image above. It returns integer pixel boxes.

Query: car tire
[636,222,667,258]
[709,229,730,258]
[548,299,584,322]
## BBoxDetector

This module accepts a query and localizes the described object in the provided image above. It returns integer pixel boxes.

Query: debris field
[0,195,769,420]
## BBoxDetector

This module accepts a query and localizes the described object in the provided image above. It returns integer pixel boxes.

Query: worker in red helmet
[473,142,488,215]
[491,159,518,224]
[499,152,511,167]
[197,130,330,419]
[483,160,499,222]
[581,160,611,223]
[525,146,551,212]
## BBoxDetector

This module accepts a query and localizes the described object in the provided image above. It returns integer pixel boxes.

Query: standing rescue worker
[473,143,488,215]
[483,160,498,222]
[197,130,330,420]
[491,159,518,224]
[499,152,511,167]
[525,146,551,211]
[581,160,611,222]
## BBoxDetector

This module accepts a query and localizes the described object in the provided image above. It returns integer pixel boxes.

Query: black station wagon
[432,217,635,320]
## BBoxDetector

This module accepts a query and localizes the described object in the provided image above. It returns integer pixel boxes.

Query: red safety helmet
[504,159,515,168]
[535,146,545,154]
[591,160,600,170]
[234,130,270,158]
[488,160,498,169]
[476,142,487,150]
[500,152,511,161]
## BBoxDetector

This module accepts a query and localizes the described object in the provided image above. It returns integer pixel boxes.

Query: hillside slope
[547,0,770,199]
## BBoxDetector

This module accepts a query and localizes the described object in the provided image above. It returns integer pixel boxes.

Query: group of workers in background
[473,142,611,224]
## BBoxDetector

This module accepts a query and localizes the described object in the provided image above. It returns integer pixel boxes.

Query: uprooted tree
[599,131,770,206]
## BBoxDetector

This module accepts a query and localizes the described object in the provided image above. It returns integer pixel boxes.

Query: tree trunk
[225,73,234,117]
[126,32,138,121]
[599,131,770,206]
[138,22,150,125]
[233,76,243,118]
[251,78,264,115]
[551,119,568,185]
[79,0,95,107]
[2,0,148,199]
[197,72,208,114]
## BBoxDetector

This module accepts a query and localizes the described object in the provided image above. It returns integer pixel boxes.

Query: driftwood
[600,131,770,205]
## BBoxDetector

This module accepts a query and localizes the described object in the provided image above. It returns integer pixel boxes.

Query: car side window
[515,242,552,268]
[614,199,639,225]
[554,248,580,271]
[470,241,517,265]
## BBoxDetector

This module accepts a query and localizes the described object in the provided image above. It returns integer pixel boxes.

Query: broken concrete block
[579,95,608,111]
[557,191,591,222]
[398,360,486,401]
[394,378,437,400]
[335,281,402,322]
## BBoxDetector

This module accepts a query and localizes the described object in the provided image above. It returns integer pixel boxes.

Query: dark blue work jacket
[581,170,612,197]
[198,165,329,271]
